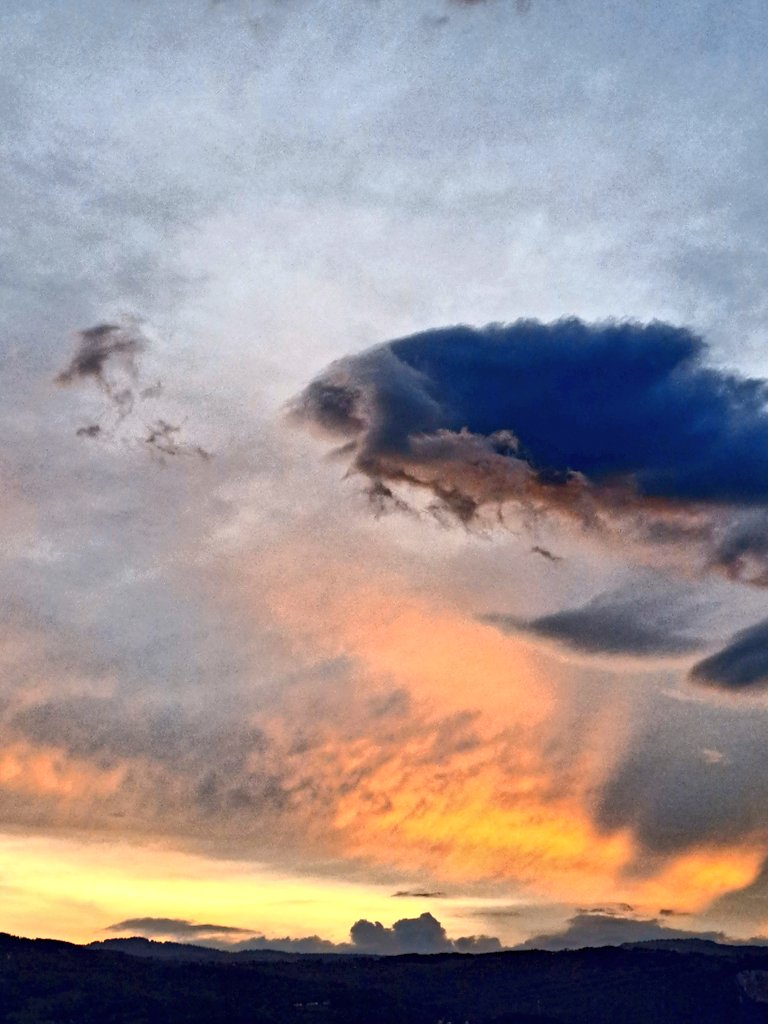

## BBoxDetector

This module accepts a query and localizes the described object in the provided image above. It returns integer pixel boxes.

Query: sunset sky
[4,0,768,954]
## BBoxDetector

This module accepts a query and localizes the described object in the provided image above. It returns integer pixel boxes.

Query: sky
[3,0,768,954]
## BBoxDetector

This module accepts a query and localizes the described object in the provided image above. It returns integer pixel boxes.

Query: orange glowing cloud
[0,742,124,800]
[228,534,767,915]
[259,538,558,730]
[629,847,765,914]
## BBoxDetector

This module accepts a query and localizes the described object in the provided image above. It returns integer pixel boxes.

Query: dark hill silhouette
[1,931,768,1022]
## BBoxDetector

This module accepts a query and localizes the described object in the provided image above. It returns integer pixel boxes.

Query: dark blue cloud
[296,318,768,503]
[395,320,768,501]
[293,318,768,579]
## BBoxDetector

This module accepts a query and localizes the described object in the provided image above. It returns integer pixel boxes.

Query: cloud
[56,319,210,461]
[56,323,145,392]
[291,319,768,583]
[106,917,252,940]
[143,420,212,462]
[530,545,563,562]
[709,856,768,926]
[108,912,503,955]
[392,890,447,898]
[592,692,768,856]
[56,319,147,428]
[485,583,705,658]
[690,617,768,692]
[515,912,729,951]
[350,912,451,954]
[349,912,502,954]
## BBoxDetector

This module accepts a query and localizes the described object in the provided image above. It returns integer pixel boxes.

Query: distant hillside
[2,931,768,1022]
[620,937,768,957]
[89,936,309,962]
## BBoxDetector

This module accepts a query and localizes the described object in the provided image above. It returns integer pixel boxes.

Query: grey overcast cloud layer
[3,0,768,949]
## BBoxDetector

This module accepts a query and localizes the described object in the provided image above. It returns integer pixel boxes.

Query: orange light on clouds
[244,538,768,922]
[260,540,558,728]
[0,742,124,799]
[628,847,765,913]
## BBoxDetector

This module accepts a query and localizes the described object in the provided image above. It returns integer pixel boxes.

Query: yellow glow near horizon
[0,833,384,944]
[0,829,763,950]
[0,831,533,946]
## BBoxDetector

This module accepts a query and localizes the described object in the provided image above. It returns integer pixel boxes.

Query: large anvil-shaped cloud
[292,319,768,580]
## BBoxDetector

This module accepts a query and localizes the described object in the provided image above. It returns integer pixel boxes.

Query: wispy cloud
[392,890,447,898]
[107,917,253,939]
[56,319,211,461]
[485,583,706,659]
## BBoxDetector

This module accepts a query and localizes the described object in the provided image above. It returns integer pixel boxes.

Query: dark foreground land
[2,933,768,1023]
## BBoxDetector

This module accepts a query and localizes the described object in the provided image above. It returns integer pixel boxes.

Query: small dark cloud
[368,480,414,517]
[391,890,447,898]
[292,319,768,585]
[56,320,147,430]
[57,319,211,461]
[56,323,144,390]
[690,617,768,692]
[484,583,705,658]
[516,912,728,951]
[145,420,212,462]
[107,918,252,939]
[574,903,634,917]
[531,545,562,562]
